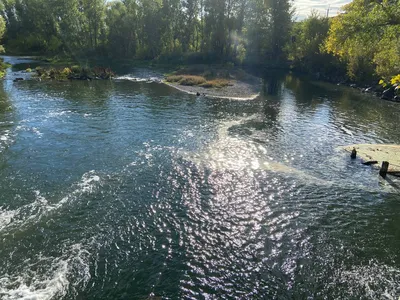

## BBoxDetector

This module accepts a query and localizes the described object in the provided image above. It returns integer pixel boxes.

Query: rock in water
[381,87,395,100]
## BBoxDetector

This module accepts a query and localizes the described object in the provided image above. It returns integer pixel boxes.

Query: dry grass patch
[166,75,184,82]
[200,79,231,88]
[179,75,206,86]
[166,74,207,86]
[166,71,235,88]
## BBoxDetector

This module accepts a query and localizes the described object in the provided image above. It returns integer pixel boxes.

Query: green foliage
[325,0,400,82]
[0,58,10,79]
[1,0,294,66]
[290,13,329,69]
[35,65,115,80]
[0,15,5,53]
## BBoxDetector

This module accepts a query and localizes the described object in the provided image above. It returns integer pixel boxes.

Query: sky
[293,0,352,20]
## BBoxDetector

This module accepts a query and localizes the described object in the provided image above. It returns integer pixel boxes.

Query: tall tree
[325,0,400,81]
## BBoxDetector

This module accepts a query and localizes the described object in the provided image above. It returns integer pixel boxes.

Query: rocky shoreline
[310,72,400,103]
[341,83,400,102]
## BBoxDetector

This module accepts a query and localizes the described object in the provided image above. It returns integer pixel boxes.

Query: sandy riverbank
[165,80,261,100]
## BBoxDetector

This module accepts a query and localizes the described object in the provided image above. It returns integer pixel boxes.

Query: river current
[0,57,399,299]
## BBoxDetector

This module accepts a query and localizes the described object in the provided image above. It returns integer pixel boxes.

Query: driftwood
[362,161,378,166]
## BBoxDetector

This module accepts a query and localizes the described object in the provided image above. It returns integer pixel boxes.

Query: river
[0,57,399,299]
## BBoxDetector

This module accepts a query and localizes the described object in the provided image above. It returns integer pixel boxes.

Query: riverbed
[0,57,400,299]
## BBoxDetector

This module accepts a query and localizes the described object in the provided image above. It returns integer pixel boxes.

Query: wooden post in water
[379,161,389,178]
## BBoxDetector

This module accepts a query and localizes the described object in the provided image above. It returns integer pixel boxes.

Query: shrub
[71,65,81,74]
[61,67,72,77]
[26,68,32,73]
[179,75,206,86]
[166,75,183,82]
[200,79,230,88]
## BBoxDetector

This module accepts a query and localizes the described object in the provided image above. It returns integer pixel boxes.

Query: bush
[200,79,230,88]
[71,65,81,74]
[178,75,206,86]
[61,67,72,77]
[166,74,206,86]
[166,75,183,82]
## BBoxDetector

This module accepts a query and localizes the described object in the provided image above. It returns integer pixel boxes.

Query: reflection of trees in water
[284,74,400,143]
[283,74,329,113]
[261,70,287,97]
[333,89,400,142]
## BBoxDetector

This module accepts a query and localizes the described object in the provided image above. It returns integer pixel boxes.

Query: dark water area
[0,56,400,299]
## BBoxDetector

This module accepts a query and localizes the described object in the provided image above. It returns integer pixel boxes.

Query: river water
[0,57,399,299]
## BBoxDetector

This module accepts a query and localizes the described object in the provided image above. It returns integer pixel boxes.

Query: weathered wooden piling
[379,161,389,178]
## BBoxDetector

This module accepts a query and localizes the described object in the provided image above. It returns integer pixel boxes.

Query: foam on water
[0,244,91,300]
[0,171,102,233]
[0,207,16,231]
[115,75,162,83]
[0,129,14,152]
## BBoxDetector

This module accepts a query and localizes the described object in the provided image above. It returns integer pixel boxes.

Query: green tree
[0,15,5,53]
[325,0,400,82]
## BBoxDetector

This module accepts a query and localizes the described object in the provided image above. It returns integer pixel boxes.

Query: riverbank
[299,70,400,103]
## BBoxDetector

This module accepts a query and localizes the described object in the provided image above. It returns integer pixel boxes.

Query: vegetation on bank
[0,0,292,65]
[290,1,399,99]
[165,64,261,89]
[0,12,7,78]
[34,66,115,81]
[0,0,398,100]
[166,75,231,89]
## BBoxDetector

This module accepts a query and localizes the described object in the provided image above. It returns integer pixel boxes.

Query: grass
[166,74,230,88]
[200,79,230,88]
[179,75,206,86]
[165,64,260,88]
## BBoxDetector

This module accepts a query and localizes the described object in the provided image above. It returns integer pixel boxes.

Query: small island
[164,66,261,100]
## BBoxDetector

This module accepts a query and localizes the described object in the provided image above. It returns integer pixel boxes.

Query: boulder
[13,78,24,82]
[394,95,400,102]
[364,86,375,93]
[381,87,395,100]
